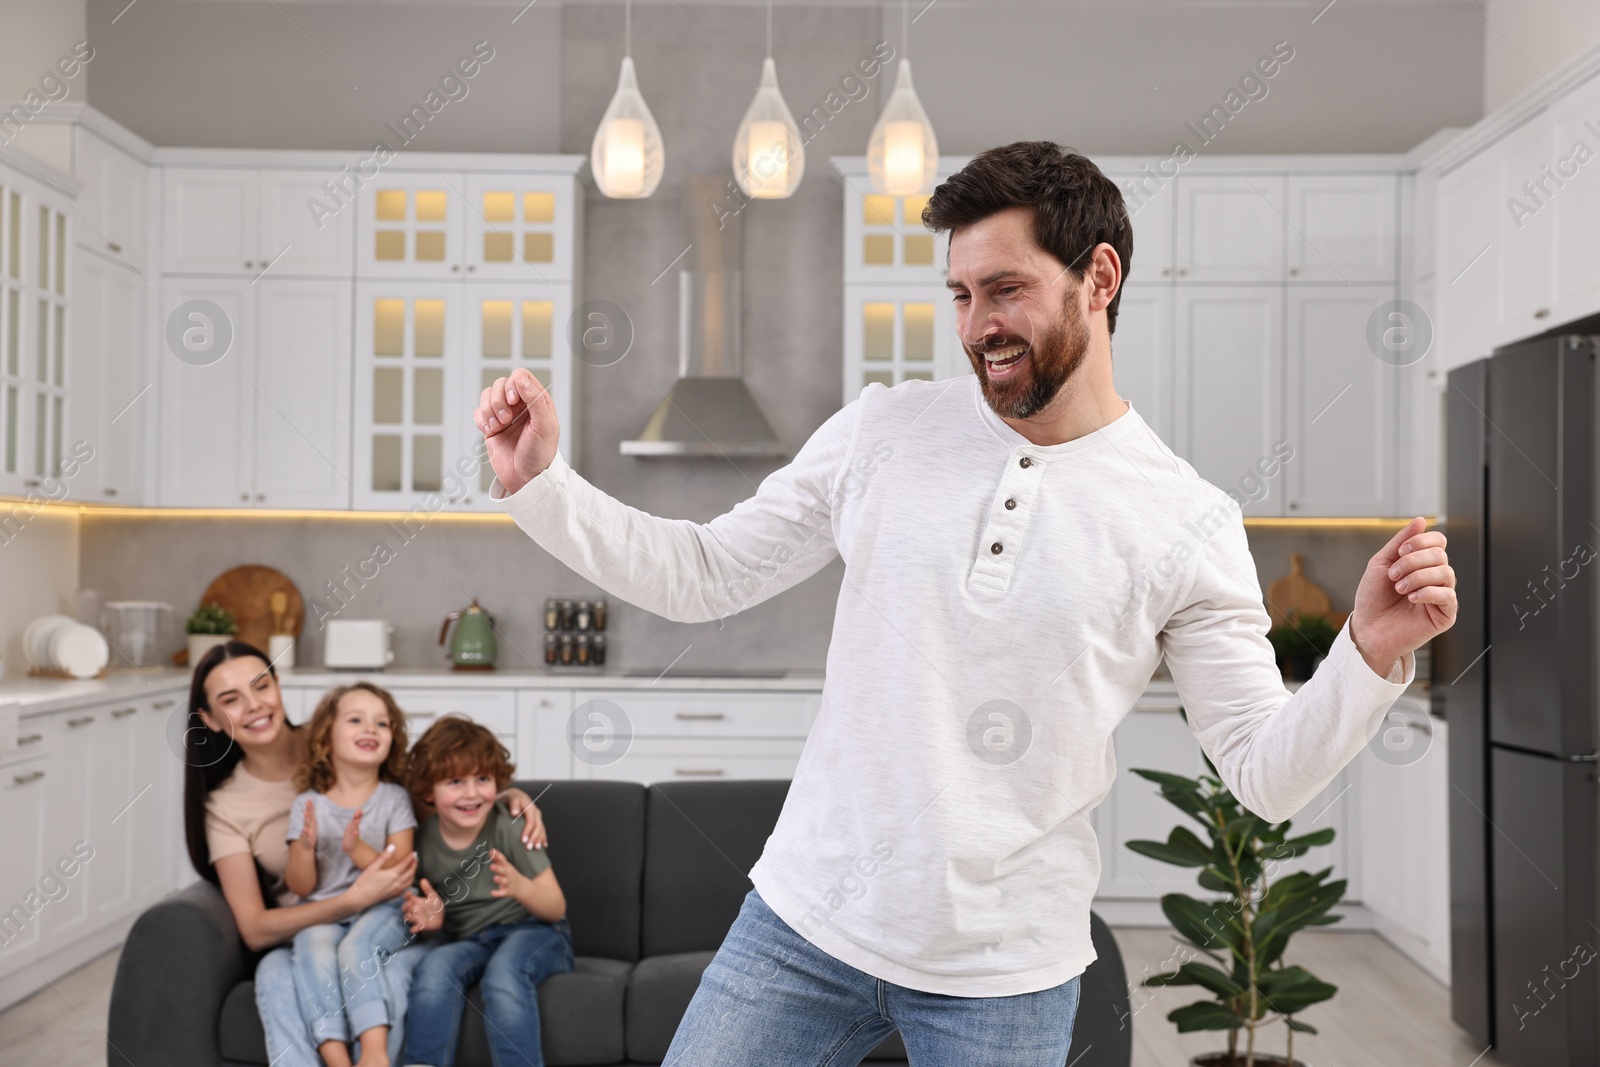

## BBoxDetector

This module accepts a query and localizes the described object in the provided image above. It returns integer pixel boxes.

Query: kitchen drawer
[394,689,517,738]
[571,738,805,784]
[1,719,51,767]
[576,691,818,739]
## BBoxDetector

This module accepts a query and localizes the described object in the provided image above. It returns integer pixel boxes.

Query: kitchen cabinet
[68,251,149,504]
[1285,174,1398,282]
[157,277,351,508]
[841,284,961,398]
[0,750,50,965]
[0,167,71,499]
[1108,282,1173,442]
[1109,170,1176,283]
[1492,119,1559,347]
[1173,286,1285,517]
[351,279,573,510]
[1433,153,1499,374]
[1173,176,1286,282]
[1285,286,1398,516]
[162,167,354,278]
[357,170,579,282]
[840,183,946,286]
[1548,80,1600,329]
[72,127,149,271]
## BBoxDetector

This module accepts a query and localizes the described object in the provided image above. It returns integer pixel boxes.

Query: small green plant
[1127,767,1344,1067]
[185,602,238,636]
[1266,612,1338,679]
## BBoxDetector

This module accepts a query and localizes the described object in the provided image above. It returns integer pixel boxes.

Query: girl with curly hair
[283,682,417,1067]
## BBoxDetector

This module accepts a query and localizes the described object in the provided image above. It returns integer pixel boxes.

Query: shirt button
[1004,498,1017,510]
[991,542,1004,554]
[1019,456,1032,468]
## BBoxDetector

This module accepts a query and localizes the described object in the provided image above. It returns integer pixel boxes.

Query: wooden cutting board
[1266,552,1334,629]
[199,565,305,652]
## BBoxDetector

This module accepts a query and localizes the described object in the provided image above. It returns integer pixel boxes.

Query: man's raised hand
[475,367,560,496]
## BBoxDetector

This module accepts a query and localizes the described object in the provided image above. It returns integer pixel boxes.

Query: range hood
[621,174,787,458]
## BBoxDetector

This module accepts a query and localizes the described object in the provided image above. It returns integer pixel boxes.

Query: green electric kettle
[439,598,498,670]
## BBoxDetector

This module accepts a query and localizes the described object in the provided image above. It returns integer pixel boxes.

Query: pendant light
[867,0,939,197]
[731,0,804,199]
[591,0,664,199]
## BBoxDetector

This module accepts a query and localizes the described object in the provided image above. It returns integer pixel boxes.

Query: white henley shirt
[492,374,1413,997]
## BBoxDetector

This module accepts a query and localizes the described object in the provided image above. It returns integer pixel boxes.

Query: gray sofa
[107,779,1132,1066]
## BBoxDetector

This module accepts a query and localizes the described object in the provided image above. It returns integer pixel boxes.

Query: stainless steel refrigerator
[1443,332,1600,1066]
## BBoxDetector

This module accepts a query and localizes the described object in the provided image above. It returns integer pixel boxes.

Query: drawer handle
[67,716,96,727]
[410,713,438,721]
[18,733,43,746]
[152,700,176,709]
[674,768,726,776]
[675,713,726,721]
[14,771,45,785]
[112,707,138,718]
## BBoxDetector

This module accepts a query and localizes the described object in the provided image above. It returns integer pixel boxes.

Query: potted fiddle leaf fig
[1127,766,1344,1067]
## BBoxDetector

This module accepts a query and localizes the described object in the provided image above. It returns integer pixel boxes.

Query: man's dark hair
[922,141,1132,335]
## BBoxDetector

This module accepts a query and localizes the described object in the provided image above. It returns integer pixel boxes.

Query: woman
[183,641,549,1066]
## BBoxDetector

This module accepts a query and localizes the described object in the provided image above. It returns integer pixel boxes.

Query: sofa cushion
[640,780,789,957]
[218,980,267,1064]
[623,949,908,1065]
[515,779,647,963]
[214,956,630,1067]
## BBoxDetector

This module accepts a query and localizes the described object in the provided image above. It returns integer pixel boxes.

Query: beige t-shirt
[205,762,298,905]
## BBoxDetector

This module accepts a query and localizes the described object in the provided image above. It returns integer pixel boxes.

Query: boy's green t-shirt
[416,801,553,938]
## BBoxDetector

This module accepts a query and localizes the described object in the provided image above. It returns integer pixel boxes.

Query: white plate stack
[23,614,111,679]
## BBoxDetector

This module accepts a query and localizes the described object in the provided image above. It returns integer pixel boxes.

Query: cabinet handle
[256,493,265,501]
[107,241,122,253]
[410,712,438,721]
[1161,268,1171,277]
[241,493,250,501]
[452,264,461,272]
[112,707,138,718]
[1289,502,1299,510]
[538,698,551,708]
[1177,268,1189,277]
[675,712,726,721]
[23,478,40,488]
[1289,267,1300,276]
[13,771,45,785]
[18,733,42,745]
[245,260,254,269]
[1534,308,1551,319]
[103,487,117,497]
[152,700,176,709]
[67,716,96,727]
[466,265,476,273]
[674,768,725,777]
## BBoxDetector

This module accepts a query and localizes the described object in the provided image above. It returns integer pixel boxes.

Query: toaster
[323,620,396,670]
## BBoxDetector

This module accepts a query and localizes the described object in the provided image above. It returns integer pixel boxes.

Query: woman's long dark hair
[182,640,293,906]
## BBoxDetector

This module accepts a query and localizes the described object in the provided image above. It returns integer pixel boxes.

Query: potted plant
[185,602,237,665]
[1127,766,1344,1067]
[1266,612,1338,681]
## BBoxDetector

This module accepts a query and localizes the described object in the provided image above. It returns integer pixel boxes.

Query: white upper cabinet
[1434,152,1499,373]
[0,170,71,499]
[1109,283,1173,443]
[1286,175,1398,282]
[253,282,353,509]
[1110,171,1176,283]
[841,183,948,285]
[1173,286,1285,517]
[68,252,148,504]
[156,278,255,506]
[356,169,581,282]
[162,167,354,277]
[72,129,149,272]
[1549,78,1600,326]
[1285,286,1397,517]
[1173,176,1286,282]
[1492,118,1558,346]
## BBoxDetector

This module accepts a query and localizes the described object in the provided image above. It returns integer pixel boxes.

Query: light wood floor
[0,933,1502,1067]
[1112,927,1502,1067]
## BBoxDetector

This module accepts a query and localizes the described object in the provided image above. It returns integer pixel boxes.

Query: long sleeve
[490,396,866,624]
[1158,505,1413,823]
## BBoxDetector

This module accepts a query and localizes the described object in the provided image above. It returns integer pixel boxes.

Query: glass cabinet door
[841,175,948,284]
[463,174,577,282]
[841,285,960,403]
[352,281,466,508]
[356,174,468,278]
[0,183,24,490]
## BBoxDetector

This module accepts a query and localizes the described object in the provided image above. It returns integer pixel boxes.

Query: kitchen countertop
[0,669,190,716]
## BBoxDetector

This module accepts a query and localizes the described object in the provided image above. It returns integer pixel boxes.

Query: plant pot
[187,633,233,666]
[1192,1054,1308,1067]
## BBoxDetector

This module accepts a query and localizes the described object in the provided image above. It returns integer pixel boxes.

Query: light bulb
[591,56,664,199]
[732,57,805,199]
[867,59,938,197]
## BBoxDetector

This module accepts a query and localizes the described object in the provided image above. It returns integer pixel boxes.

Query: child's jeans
[402,915,575,1067]
[292,899,414,1045]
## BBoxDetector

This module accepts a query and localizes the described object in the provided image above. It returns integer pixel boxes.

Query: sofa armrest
[107,880,252,1067]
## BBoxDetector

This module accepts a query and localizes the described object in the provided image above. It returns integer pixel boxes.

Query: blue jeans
[661,889,1082,1067]
[292,900,414,1044]
[403,915,575,1067]
[256,938,426,1067]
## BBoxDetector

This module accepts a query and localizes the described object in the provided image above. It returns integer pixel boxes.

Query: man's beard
[965,286,1090,420]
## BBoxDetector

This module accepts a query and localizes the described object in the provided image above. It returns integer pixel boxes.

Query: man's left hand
[1350,516,1457,678]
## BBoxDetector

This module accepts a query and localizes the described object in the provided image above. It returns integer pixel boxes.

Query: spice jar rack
[543,597,608,669]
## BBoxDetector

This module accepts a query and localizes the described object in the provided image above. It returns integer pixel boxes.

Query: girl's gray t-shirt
[284,781,417,901]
